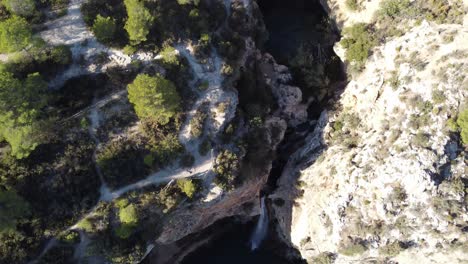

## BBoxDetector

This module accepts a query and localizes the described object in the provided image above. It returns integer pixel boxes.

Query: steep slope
[273,1,468,263]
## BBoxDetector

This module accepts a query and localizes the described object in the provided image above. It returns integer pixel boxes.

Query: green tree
[0,189,30,233]
[0,72,48,158]
[92,15,116,44]
[2,0,35,17]
[119,204,138,225]
[160,45,179,65]
[127,74,181,124]
[177,179,197,199]
[116,204,138,239]
[123,0,153,45]
[0,16,32,53]
[457,109,468,145]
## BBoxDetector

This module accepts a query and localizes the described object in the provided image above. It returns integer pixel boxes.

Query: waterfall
[249,197,268,251]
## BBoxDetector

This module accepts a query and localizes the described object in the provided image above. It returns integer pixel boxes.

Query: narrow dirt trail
[39,0,156,88]
[31,0,243,261]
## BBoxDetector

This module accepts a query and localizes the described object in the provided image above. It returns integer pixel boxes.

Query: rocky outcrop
[273,4,468,263]
[257,53,308,126]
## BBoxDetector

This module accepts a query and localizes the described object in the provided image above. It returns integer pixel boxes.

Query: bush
[377,0,411,18]
[0,190,30,233]
[140,118,183,165]
[457,109,468,145]
[76,219,93,233]
[339,243,367,256]
[312,252,335,264]
[92,15,116,44]
[221,63,233,75]
[432,90,446,104]
[379,241,405,256]
[116,203,139,238]
[345,0,360,11]
[177,179,198,198]
[388,70,400,90]
[190,110,207,138]
[119,204,138,225]
[160,45,179,65]
[96,139,146,188]
[213,150,239,191]
[413,132,430,148]
[115,224,134,239]
[340,23,375,67]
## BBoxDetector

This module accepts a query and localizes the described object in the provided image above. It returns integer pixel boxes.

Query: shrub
[221,63,233,75]
[190,110,207,138]
[379,241,404,256]
[339,243,367,256]
[96,139,146,188]
[127,74,181,124]
[432,90,446,104]
[60,231,79,243]
[115,224,134,239]
[340,23,375,67]
[413,132,430,148]
[390,185,407,203]
[92,15,116,44]
[177,179,198,199]
[345,0,360,11]
[213,150,240,191]
[388,70,400,90]
[140,118,183,165]
[76,219,93,232]
[119,204,138,225]
[156,187,182,213]
[312,252,335,264]
[447,117,458,131]
[457,109,468,145]
[160,45,179,65]
[0,190,30,233]
[377,0,411,18]
[143,153,155,167]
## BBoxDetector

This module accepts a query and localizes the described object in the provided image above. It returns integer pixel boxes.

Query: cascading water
[249,197,269,251]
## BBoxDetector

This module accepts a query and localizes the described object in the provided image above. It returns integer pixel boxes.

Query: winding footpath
[39,0,157,88]
[29,0,250,262]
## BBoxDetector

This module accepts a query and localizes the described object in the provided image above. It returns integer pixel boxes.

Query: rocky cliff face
[146,1,310,259]
[272,1,468,263]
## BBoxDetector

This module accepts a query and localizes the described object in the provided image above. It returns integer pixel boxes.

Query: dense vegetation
[341,0,465,73]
